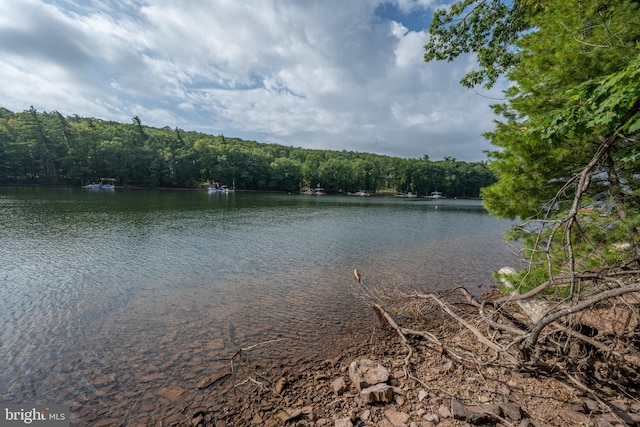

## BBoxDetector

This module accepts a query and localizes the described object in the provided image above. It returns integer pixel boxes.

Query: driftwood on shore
[353,268,640,412]
[351,139,640,421]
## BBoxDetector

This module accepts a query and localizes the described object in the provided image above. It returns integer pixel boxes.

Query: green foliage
[427,0,640,293]
[424,0,538,88]
[0,107,495,195]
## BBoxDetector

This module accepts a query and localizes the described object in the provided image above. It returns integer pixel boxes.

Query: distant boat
[348,191,371,196]
[395,192,418,198]
[208,180,235,193]
[300,183,325,195]
[82,183,102,190]
[208,185,234,193]
[207,179,236,193]
[82,178,116,190]
[426,191,445,199]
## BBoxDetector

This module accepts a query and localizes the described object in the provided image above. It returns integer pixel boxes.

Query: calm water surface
[0,187,517,424]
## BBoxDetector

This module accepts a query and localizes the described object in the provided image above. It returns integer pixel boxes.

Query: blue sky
[0,0,503,161]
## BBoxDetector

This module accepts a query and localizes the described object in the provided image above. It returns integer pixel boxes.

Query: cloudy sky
[0,0,505,161]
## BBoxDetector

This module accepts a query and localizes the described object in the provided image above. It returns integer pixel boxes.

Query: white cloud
[0,0,501,161]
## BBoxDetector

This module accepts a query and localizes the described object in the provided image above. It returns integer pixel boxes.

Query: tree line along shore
[0,106,494,197]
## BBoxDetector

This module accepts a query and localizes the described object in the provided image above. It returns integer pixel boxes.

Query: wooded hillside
[0,106,494,196]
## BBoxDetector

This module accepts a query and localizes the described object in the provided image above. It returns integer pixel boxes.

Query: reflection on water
[0,187,517,424]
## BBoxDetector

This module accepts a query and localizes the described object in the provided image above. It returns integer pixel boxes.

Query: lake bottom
[0,190,518,424]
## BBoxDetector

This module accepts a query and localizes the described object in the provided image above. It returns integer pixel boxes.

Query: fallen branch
[414,292,500,352]
[522,282,640,356]
[372,303,415,378]
[352,264,640,414]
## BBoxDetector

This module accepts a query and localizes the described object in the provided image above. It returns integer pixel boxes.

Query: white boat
[82,183,102,190]
[426,191,445,199]
[83,178,116,190]
[302,184,325,195]
[396,192,418,198]
[208,181,235,193]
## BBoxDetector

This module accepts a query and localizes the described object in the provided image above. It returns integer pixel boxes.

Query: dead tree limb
[522,282,640,357]
[372,303,415,378]
[414,293,506,355]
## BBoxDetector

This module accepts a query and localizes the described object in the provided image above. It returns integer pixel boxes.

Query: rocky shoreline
[180,321,640,426]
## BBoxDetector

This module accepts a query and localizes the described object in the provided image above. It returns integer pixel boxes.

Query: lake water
[0,187,517,424]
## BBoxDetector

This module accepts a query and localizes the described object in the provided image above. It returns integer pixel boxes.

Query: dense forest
[0,106,494,196]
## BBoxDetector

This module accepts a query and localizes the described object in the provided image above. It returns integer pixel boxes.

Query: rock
[418,389,428,401]
[191,413,204,426]
[360,383,394,403]
[451,399,500,424]
[334,417,353,427]
[499,402,523,421]
[479,403,503,419]
[275,408,303,423]
[348,359,389,391]
[584,399,600,413]
[594,413,622,427]
[275,377,287,394]
[331,377,348,396]
[497,266,518,289]
[392,386,406,396]
[423,413,439,423]
[498,267,555,323]
[196,372,231,389]
[384,409,410,427]
[437,403,452,419]
[518,420,553,427]
[612,242,632,251]
[568,402,587,413]
[517,299,556,323]
[450,398,467,420]
[477,394,492,403]
[315,372,330,381]
[628,412,640,425]
[326,400,342,410]
[393,369,405,379]
[157,386,186,401]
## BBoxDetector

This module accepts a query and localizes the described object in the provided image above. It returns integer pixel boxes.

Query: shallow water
[0,187,517,424]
